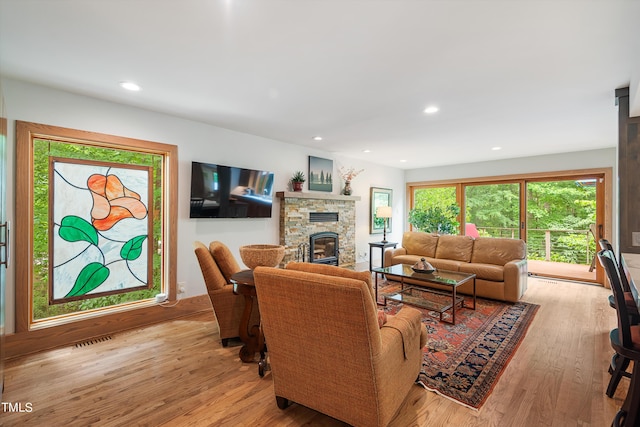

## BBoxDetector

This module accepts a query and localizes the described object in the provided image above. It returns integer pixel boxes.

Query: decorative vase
[342,181,353,196]
[292,181,303,192]
[343,181,352,196]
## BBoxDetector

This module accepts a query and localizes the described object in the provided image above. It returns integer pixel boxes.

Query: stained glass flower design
[53,162,150,301]
[88,174,147,231]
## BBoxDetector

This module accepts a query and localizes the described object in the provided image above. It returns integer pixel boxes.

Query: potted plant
[291,171,305,192]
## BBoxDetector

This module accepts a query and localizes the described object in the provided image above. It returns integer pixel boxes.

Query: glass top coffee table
[372,264,476,324]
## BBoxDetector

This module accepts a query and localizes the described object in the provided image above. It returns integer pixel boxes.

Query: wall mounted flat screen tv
[190,161,275,218]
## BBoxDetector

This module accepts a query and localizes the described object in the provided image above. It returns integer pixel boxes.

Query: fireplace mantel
[276,191,361,202]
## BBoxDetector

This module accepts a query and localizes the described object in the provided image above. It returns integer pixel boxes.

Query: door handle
[0,221,9,267]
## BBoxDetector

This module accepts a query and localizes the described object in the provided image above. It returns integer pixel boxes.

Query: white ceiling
[1,0,639,169]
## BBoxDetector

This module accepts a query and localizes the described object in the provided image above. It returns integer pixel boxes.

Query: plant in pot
[291,171,305,192]
[408,204,460,234]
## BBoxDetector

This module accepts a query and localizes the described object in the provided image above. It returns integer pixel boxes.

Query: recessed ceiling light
[120,81,141,91]
[312,136,323,141]
[400,159,408,163]
[492,146,502,151]
[423,106,439,114]
[363,149,371,153]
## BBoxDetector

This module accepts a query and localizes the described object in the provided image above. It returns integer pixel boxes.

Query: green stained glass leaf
[59,215,98,246]
[120,235,147,261]
[65,263,110,298]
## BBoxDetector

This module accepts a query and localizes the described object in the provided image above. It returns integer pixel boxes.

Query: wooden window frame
[12,121,179,354]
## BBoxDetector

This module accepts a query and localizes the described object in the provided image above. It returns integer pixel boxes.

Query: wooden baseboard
[4,294,212,360]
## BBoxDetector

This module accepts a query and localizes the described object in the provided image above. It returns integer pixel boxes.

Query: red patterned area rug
[380,283,539,410]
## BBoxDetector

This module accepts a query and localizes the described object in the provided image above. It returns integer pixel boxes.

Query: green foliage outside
[410,186,459,234]
[412,180,597,264]
[408,205,460,234]
[525,181,596,264]
[466,183,519,236]
[412,186,456,212]
[32,139,164,321]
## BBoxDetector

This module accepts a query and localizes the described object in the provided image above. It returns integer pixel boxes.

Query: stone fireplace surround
[276,191,361,267]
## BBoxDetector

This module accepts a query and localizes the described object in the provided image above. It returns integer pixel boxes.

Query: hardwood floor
[1,277,627,426]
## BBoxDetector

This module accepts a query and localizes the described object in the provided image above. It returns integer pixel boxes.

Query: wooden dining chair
[598,240,640,397]
[598,249,640,426]
[599,239,638,301]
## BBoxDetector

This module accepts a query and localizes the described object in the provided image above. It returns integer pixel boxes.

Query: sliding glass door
[525,177,601,283]
[409,171,608,284]
[464,183,520,239]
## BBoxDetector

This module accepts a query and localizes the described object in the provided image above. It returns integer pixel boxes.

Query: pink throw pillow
[377,310,388,328]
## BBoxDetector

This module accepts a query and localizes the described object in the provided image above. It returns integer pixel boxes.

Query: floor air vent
[75,335,112,348]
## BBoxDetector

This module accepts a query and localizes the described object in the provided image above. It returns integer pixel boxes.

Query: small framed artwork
[308,156,333,192]
[370,187,393,234]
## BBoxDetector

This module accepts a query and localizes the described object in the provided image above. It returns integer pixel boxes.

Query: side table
[231,269,268,377]
[368,241,397,271]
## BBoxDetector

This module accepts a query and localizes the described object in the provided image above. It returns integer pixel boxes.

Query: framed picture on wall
[370,187,392,234]
[308,156,333,192]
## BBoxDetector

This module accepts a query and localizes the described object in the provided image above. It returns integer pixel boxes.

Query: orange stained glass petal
[104,175,141,201]
[110,196,148,219]
[87,174,108,197]
[105,175,127,200]
[90,191,111,220]
[92,206,135,231]
[123,186,141,199]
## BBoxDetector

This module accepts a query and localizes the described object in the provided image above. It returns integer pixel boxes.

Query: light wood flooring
[1,277,628,426]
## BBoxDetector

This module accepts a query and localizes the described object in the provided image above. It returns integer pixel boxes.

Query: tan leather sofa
[384,232,528,302]
[253,262,427,427]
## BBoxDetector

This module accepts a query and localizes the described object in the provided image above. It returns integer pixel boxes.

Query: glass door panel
[464,183,520,239]
[526,178,598,282]
[410,186,459,233]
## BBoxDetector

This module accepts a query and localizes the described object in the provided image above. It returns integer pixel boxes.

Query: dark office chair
[598,249,640,426]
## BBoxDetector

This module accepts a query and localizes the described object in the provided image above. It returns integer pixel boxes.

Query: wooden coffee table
[372,264,476,325]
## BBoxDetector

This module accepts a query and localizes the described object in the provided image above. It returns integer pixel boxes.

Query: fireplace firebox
[309,232,339,266]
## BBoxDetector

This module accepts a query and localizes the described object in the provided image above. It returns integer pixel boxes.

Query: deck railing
[475,226,596,265]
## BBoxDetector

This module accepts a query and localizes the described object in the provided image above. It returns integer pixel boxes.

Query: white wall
[405,148,617,182]
[1,77,405,333]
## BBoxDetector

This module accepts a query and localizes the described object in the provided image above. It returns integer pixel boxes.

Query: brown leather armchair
[253,263,427,427]
[193,241,259,347]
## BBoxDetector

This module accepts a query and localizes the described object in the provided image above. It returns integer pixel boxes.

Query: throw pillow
[377,309,388,328]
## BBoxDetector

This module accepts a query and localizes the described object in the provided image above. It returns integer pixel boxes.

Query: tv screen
[190,161,275,218]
